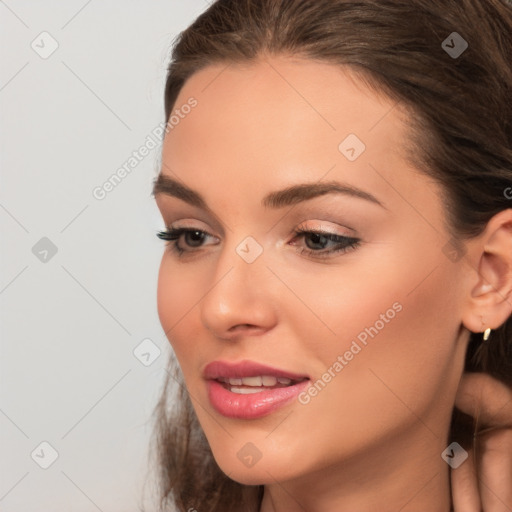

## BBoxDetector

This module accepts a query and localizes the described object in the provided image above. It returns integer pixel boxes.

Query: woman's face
[154,56,472,488]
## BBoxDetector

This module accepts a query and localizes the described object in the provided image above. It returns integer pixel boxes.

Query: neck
[259,422,452,512]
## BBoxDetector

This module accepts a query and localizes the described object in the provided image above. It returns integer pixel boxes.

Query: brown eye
[184,230,206,247]
[156,227,218,256]
[291,229,361,259]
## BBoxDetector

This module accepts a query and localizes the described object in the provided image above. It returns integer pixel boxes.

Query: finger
[451,446,481,512]
[451,446,481,511]
[455,373,512,427]
[478,429,512,512]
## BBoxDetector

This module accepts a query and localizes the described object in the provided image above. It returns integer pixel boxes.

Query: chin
[207,440,305,486]
[214,459,280,486]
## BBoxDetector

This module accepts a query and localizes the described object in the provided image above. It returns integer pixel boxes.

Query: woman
[150,1,512,510]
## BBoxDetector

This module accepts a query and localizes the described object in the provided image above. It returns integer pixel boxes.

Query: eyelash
[156,227,361,259]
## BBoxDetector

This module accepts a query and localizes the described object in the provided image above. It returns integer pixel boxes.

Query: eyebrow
[152,174,385,210]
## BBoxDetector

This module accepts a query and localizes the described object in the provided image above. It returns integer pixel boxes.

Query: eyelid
[166,220,356,244]
[295,220,357,237]
[166,220,220,238]
[167,224,219,242]
[157,201,227,237]
[169,219,209,230]
[157,225,362,261]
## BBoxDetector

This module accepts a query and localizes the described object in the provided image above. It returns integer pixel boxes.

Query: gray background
[1,1,209,510]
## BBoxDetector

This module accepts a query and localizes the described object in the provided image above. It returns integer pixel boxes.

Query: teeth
[262,376,278,386]
[218,375,296,387]
[230,387,265,394]
[241,376,263,386]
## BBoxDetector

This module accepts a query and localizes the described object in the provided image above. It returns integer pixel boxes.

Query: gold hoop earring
[483,327,491,341]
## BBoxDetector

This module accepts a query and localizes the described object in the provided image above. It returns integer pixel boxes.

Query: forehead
[165,56,407,164]
[160,56,440,223]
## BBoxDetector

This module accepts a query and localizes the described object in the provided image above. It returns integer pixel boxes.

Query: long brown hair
[150,1,512,511]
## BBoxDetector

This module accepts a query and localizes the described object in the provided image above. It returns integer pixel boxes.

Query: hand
[452,372,512,511]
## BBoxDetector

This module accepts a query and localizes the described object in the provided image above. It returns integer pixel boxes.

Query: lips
[203,360,309,381]
[203,360,310,419]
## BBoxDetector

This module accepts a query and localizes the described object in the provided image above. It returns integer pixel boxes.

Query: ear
[461,208,512,335]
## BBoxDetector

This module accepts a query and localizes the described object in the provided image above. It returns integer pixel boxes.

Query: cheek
[156,253,206,362]
[286,224,462,369]
[290,242,463,441]
[283,237,460,401]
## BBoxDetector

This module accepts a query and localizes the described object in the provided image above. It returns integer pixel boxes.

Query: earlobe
[461,209,512,334]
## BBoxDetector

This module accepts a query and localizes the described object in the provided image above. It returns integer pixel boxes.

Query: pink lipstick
[203,360,310,419]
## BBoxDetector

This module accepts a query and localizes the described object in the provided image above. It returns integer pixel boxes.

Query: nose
[200,240,278,341]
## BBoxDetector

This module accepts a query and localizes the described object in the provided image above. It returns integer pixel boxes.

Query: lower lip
[206,379,310,419]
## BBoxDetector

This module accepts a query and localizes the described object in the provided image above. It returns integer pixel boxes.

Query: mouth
[215,375,308,394]
[203,360,310,419]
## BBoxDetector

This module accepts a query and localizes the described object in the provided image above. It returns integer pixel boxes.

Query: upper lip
[203,360,310,381]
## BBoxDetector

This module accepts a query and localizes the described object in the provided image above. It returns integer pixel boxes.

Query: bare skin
[453,374,512,511]
[154,55,512,512]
